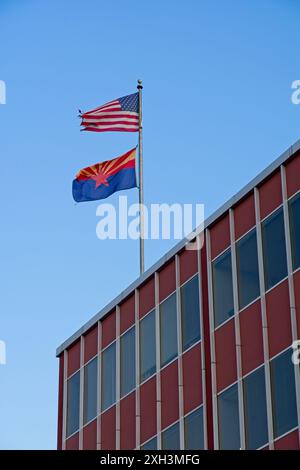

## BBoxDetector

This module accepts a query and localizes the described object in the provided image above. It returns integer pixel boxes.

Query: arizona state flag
[72,147,137,202]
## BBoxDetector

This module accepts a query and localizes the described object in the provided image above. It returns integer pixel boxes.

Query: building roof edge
[56,139,300,356]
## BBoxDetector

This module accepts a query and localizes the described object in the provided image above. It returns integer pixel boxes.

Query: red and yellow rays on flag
[76,147,136,187]
[72,147,137,203]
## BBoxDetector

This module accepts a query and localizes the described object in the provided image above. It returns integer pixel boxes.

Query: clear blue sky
[0,0,299,449]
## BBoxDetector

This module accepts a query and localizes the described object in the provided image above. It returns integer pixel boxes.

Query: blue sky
[0,0,299,449]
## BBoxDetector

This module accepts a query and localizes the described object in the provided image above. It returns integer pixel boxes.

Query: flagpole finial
[137,79,143,89]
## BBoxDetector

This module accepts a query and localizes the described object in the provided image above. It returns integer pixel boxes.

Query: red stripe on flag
[81,113,139,120]
[82,126,139,132]
[81,120,139,127]
[81,108,122,117]
[82,100,120,115]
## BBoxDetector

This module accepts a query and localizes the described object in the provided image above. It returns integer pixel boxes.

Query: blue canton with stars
[119,93,139,112]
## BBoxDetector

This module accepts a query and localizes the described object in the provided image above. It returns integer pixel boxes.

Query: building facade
[57,140,300,450]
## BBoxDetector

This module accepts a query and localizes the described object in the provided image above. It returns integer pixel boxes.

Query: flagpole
[137,79,144,274]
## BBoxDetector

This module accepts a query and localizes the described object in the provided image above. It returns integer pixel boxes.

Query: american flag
[80,92,139,132]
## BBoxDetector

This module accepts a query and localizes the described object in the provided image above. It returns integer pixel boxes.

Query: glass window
[160,293,178,367]
[181,275,201,351]
[162,422,180,450]
[289,192,300,270]
[101,342,116,411]
[83,357,97,425]
[218,383,240,449]
[141,436,157,450]
[66,371,80,437]
[262,207,287,290]
[271,349,298,438]
[243,366,268,449]
[236,229,260,310]
[184,407,204,450]
[140,310,156,382]
[212,249,234,327]
[120,327,136,397]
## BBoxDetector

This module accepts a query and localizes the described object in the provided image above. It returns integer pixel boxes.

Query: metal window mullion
[62,349,68,450]
[96,321,102,450]
[197,234,208,450]
[229,208,246,450]
[280,165,300,444]
[175,255,184,449]
[116,306,121,450]
[135,288,141,449]
[79,336,84,449]
[205,228,219,449]
[155,272,162,449]
[254,187,274,449]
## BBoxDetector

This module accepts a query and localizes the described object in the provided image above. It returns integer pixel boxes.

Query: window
[212,249,234,327]
[141,436,157,450]
[162,422,180,450]
[160,293,178,367]
[271,349,298,438]
[289,192,300,270]
[120,327,135,397]
[218,383,240,449]
[66,371,80,437]
[262,207,287,290]
[184,407,204,450]
[181,275,201,351]
[243,366,268,449]
[101,342,116,411]
[83,357,97,425]
[140,310,156,382]
[236,229,260,309]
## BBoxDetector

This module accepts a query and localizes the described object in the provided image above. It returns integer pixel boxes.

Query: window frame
[288,191,300,271]
[83,355,98,426]
[140,436,158,450]
[270,348,298,439]
[212,247,235,328]
[217,382,241,450]
[120,325,136,398]
[180,274,201,352]
[139,308,156,384]
[101,341,116,412]
[236,227,260,310]
[159,291,178,368]
[184,405,204,450]
[243,365,268,449]
[161,421,180,450]
[66,370,80,438]
[261,206,288,292]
